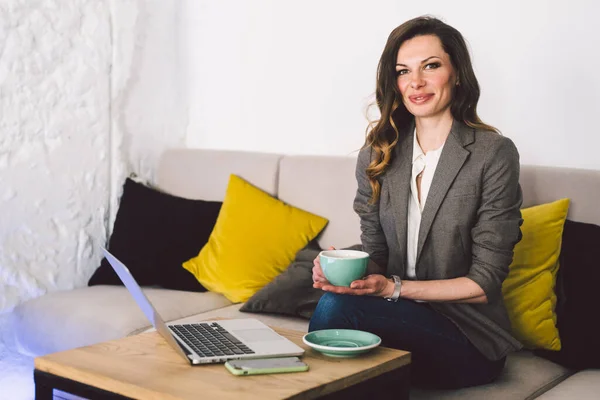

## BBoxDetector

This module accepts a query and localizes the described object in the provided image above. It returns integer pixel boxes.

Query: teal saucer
[302,329,381,358]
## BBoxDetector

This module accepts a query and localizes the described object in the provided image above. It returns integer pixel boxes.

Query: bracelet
[385,275,402,302]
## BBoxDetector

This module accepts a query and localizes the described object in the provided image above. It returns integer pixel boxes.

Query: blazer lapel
[385,121,414,275]
[416,120,474,264]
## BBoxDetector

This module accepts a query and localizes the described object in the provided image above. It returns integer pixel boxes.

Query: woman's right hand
[312,246,335,288]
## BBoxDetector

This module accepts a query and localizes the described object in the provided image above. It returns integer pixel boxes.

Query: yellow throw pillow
[502,198,569,351]
[183,174,328,303]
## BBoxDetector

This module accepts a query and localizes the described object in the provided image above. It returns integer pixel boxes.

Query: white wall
[183,0,600,170]
[0,0,186,314]
[0,0,112,313]
[110,0,188,225]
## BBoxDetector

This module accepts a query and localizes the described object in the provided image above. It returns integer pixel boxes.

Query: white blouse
[406,130,445,279]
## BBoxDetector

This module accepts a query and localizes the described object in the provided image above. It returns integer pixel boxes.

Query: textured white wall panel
[0,0,111,313]
[0,0,188,314]
[110,0,188,226]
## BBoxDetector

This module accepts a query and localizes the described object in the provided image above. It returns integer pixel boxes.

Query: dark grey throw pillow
[240,243,362,319]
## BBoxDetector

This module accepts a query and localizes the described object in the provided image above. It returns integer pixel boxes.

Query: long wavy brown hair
[365,16,498,203]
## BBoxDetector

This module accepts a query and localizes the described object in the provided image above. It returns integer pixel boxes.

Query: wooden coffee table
[34,326,411,399]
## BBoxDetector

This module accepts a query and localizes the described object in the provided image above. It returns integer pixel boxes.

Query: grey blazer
[353,119,524,361]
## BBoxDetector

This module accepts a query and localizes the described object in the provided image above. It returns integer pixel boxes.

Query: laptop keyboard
[170,322,255,358]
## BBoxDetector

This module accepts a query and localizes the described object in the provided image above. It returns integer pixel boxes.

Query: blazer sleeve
[466,136,523,303]
[353,146,389,269]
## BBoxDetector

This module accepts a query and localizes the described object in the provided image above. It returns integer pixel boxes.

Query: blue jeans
[309,293,505,389]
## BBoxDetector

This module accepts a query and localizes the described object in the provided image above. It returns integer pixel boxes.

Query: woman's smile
[408,93,434,104]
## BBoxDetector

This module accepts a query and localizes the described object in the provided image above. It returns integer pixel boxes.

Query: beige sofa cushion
[157,149,282,200]
[411,351,573,400]
[11,286,232,356]
[521,165,600,225]
[278,155,361,248]
[145,303,310,334]
[536,370,600,399]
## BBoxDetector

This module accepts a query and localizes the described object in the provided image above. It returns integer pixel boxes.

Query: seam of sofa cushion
[125,303,237,337]
[525,369,578,400]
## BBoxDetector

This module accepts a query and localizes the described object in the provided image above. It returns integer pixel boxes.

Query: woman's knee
[308,293,360,332]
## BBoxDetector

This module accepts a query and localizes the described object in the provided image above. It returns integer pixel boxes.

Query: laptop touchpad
[233,329,284,342]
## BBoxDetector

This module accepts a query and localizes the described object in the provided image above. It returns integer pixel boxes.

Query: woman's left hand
[313,274,393,297]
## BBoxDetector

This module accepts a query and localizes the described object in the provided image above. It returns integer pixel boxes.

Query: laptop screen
[101,248,191,361]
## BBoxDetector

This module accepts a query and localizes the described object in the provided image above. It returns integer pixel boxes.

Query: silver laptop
[101,248,304,365]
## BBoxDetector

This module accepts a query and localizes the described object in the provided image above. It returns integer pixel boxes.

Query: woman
[310,16,523,389]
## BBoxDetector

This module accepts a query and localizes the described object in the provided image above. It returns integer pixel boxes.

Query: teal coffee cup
[319,250,369,287]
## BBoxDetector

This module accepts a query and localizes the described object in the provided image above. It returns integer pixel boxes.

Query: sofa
[9,148,600,399]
